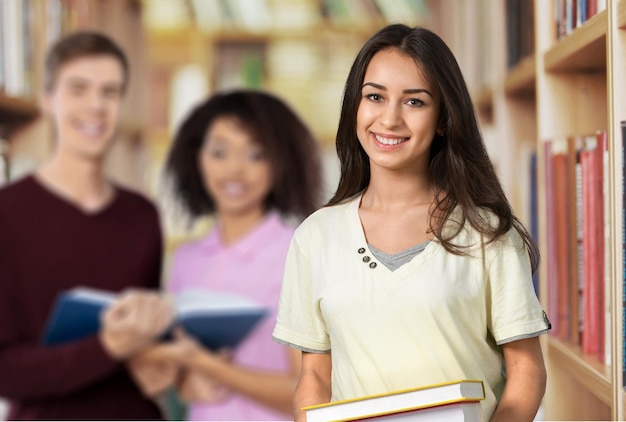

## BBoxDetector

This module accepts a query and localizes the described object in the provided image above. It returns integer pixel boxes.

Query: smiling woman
[128,89,323,421]
[272,24,551,422]
[198,116,274,228]
[357,49,440,181]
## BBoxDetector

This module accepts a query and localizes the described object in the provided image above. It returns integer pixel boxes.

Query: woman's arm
[294,352,332,422]
[185,344,302,415]
[138,332,303,415]
[490,337,546,422]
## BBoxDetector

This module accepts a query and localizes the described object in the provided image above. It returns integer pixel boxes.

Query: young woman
[133,90,322,421]
[272,24,550,422]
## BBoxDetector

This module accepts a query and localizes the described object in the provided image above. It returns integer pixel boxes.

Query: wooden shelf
[504,54,536,97]
[0,94,39,124]
[619,0,626,29]
[150,23,378,45]
[544,10,607,72]
[473,85,493,119]
[547,336,613,406]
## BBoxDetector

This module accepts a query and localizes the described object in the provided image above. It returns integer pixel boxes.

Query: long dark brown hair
[164,90,322,222]
[328,24,539,272]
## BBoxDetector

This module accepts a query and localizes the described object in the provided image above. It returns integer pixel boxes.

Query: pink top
[168,211,295,421]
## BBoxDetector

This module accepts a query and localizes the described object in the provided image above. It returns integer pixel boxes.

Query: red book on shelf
[567,136,582,344]
[587,0,598,20]
[552,141,571,341]
[580,134,604,357]
[580,146,594,354]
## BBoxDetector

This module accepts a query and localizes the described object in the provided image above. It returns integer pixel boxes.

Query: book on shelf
[555,0,605,40]
[214,42,265,91]
[0,2,4,94]
[1,0,26,97]
[566,136,582,344]
[529,150,539,295]
[554,139,571,342]
[372,0,429,26]
[574,136,584,345]
[600,129,610,365]
[622,121,626,387]
[545,137,572,341]
[544,131,608,361]
[505,0,535,68]
[580,131,607,359]
[302,380,485,422]
[41,287,268,350]
[544,140,559,337]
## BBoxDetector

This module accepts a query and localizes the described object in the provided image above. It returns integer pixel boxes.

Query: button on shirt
[168,211,295,421]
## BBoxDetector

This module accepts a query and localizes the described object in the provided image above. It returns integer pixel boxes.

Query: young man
[0,31,174,420]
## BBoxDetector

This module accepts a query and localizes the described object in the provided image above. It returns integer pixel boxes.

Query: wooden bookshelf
[546,336,613,406]
[545,10,607,71]
[533,0,623,420]
[504,54,536,97]
[618,0,626,28]
[445,0,623,418]
[473,85,493,123]
[0,94,38,125]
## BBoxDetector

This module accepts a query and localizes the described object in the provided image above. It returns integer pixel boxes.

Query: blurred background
[4,0,624,420]
[0,0,513,244]
[0,0,541,418]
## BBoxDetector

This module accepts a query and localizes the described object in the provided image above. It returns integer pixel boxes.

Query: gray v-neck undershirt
[367,240,431,271]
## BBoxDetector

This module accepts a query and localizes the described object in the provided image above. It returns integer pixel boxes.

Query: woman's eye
[208,149,226,158]
[407,98,425,107]
[248,150,266,161]
[365,93,382,101]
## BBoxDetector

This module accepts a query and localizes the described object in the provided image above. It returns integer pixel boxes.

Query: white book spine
[2,0,25,96]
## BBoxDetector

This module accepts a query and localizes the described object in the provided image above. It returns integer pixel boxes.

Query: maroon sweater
[0,176,164,420]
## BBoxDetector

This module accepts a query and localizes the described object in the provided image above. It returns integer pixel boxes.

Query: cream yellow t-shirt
[273,194,550,419]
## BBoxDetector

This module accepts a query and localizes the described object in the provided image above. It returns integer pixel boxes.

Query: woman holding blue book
[130,90,322,421]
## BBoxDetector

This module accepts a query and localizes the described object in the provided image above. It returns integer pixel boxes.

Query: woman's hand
[177,369,232,404]
[127,352,180,398]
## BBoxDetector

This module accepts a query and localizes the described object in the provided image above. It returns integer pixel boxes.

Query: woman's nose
[379,104,402,129]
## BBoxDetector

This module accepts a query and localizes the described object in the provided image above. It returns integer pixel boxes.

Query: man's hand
[99,290,174,359]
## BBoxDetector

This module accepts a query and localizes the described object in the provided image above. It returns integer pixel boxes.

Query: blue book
[41,287,268,350]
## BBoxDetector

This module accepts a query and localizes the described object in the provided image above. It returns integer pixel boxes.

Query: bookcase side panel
[544,361,612,420]
[608,1,626,419]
